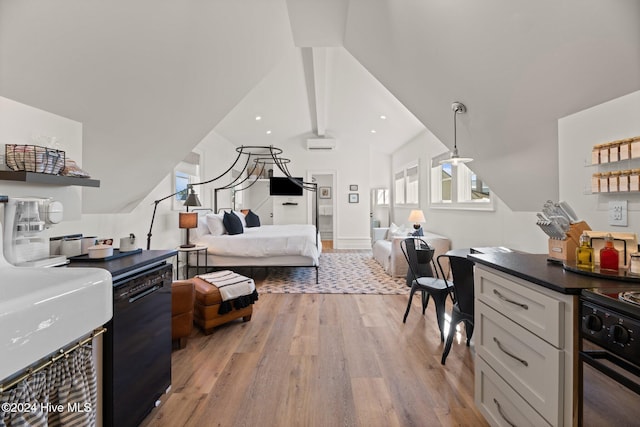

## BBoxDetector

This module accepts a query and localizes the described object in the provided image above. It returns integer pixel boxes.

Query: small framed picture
[349,184,358,191]
[319,187,331,199]
[349,193,359,203]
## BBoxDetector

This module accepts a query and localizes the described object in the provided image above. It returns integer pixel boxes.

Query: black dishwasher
[104,262,172,427]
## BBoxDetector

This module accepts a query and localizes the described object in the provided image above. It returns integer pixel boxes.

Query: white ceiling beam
[312,47,327,137]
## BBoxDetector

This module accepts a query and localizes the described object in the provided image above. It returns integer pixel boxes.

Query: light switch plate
[609,200,628,226]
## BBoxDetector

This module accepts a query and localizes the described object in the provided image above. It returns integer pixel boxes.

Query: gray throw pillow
[245,210,260,227]
[223,211,243,235]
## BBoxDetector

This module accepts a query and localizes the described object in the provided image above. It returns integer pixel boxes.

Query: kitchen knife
[559,201,579,223]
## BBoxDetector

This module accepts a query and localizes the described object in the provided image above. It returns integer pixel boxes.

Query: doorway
[308,171,336,249]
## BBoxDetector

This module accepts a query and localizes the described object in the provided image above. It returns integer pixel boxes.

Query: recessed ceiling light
[255,115,262,121]
[371,129,377,134]
[266,130,272,135]
[380,115,387,120]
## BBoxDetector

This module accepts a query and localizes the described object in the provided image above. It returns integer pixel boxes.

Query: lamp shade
[183,186,202,208]
[179,212,198,229]
[408,210,426,224]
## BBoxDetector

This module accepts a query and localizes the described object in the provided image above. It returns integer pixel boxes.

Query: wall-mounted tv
[269,177,304,196]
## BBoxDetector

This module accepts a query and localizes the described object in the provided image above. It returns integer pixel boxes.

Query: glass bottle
[576,232,594,270]
[599,233,619,272]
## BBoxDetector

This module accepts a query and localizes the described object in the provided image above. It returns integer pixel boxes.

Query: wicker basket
[5,144,66,175]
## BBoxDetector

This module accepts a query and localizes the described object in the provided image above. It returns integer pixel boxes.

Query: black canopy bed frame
[148,145,321,283]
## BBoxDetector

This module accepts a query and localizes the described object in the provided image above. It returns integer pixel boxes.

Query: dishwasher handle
[129,285,161,303]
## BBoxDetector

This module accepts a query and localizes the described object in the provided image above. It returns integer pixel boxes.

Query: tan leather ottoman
[193,277,253,335]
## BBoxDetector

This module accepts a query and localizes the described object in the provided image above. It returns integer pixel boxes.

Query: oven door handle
[581,350,640,395]
[129,285,161,304]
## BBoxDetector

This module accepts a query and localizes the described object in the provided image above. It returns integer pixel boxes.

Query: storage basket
[5,144,66,174]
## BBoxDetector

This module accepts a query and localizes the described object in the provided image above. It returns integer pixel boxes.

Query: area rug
[257,251,409,295]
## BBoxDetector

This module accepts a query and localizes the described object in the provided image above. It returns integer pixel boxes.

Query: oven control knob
[584,314,603,332]
[610,324,630,345]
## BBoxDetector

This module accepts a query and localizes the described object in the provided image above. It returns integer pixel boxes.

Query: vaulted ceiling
[1,0,638,213]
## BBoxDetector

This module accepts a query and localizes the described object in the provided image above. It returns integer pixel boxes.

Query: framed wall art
[319,187,331,199]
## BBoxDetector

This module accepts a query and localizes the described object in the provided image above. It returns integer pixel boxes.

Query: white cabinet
[474,266,578,427]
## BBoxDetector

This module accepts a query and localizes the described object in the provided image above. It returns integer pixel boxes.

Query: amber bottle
[599,233,619,272]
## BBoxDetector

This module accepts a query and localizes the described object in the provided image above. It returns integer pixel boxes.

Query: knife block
[547,221,591,263]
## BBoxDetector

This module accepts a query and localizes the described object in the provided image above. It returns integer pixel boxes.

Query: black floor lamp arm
[146,191,180,250]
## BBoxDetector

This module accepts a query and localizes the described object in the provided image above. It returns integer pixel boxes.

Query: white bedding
[193,224,321,265]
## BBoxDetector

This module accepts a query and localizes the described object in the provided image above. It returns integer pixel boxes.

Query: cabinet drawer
[477,302,563,426]
[475,357,552,427]
[475,267,564,347]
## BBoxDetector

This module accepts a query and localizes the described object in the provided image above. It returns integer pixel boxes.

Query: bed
[189,211,322,282]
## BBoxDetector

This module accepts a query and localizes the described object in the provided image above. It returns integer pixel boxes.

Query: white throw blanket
[196,270,256,301]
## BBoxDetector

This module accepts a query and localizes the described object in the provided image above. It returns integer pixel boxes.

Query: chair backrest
[437,254,475,315]
[401,238,437,282]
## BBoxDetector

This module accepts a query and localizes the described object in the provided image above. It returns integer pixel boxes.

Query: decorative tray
[563,261,640,283]
[68,248,142,262]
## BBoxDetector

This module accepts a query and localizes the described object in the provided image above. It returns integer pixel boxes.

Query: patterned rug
[256,251,409,295]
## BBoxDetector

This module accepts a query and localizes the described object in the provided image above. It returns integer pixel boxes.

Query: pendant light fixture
[440,102,473,165]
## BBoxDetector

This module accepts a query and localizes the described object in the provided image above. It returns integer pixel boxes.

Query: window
[374,188,390,205]
[394,162,420,206]
[430,152,492,210]
[173,152,201,210]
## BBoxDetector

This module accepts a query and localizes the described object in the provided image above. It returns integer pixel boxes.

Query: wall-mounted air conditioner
[306,138,336,150]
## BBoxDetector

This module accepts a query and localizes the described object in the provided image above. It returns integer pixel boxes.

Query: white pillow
[387,223,400,240]
[206,213,226,236]
[233,210,247,228]
[192,216,211,240]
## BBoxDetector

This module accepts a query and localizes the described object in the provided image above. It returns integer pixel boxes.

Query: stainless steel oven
[580,289,640,426]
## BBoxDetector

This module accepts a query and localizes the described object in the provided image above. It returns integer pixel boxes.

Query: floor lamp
[146,184,202,250]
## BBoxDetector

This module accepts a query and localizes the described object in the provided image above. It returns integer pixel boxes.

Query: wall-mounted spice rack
[590,136,640,194]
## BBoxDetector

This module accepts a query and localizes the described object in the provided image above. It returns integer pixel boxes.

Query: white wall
[273,137,375,249]
[559,89,640,232]
[0,97,84,221]
[391,129,546,253]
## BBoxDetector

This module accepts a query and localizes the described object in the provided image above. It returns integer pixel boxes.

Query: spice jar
[619,170,631,192]
[631,169,640,192]
[630,253,640,275]
[592,144,601,165]
[609,141,620,162]
[600,172,611,192]
[609,170,621,192]
[600,143,610,164]
[591,173,601,193]
[631,137,640,159]
[620,139,631,160]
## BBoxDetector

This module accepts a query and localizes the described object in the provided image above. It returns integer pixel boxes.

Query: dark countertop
[468,252,640,294]
[66,249,176,281]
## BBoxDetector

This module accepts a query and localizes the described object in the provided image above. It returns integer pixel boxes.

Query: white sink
[0,266,112,381]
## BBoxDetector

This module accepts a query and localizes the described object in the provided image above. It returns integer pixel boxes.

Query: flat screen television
[269,177,304,196]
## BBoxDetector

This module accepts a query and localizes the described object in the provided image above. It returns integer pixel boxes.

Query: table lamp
[179,211,198,248]
[408,209,426,236]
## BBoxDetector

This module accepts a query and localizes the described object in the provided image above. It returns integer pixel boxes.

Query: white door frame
[307,169,337,247]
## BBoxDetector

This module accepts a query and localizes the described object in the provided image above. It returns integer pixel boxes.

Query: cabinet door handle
[493,337,529,367]
[493,289,528,310]
[493,398,518,427]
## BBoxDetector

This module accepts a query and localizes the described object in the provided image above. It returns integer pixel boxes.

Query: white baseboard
[334,238,372,250]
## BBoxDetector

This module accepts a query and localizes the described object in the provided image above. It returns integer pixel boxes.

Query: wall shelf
[0,170,100,187]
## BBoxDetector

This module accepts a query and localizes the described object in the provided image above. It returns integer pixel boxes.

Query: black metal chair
[401,238,453,341]
[437,253,475,364]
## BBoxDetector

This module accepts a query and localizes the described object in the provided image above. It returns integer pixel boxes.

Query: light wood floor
[141,292,488,427]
